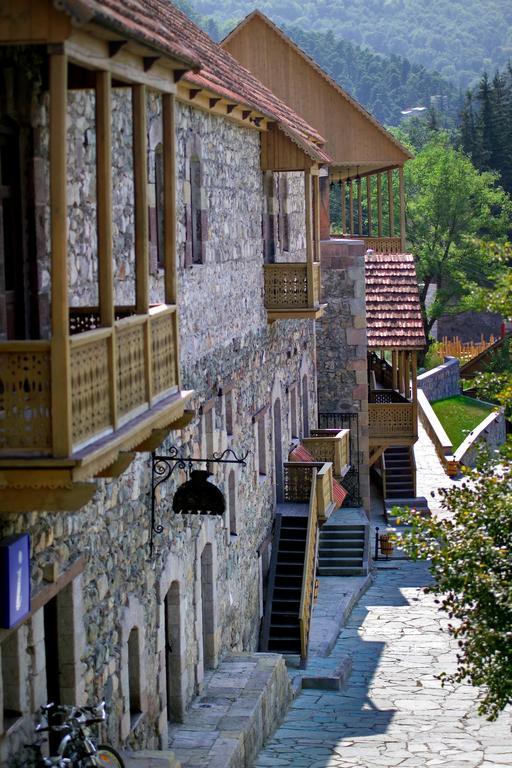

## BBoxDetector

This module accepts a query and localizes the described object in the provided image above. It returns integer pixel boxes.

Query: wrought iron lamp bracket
[150,446,248,555]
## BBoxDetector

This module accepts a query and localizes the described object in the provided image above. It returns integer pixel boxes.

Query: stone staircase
[262,514,308,655]
[317,509,369,576]
[383,445,415,499]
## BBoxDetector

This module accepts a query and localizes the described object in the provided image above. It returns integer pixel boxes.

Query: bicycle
[35,701,124,768]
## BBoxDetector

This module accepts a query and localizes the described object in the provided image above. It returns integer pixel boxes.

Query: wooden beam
[305,170,315,306]
[189,88,201,100]
[209,97,221,108]
[388,169,395,237]
[133,428,170,453]
[49,51,72,458]
[369,446,385,467]
[108,40,127,58]
[366,176,372,236]
[377,173,383,237]
[313,173,321,261]
[392,350,398,391]
[399,166,406,252]
[95,452,135,478]
[357,177,363,235]
[340,180,346,234]
[132,84,149,315]
[348,180,354,236]
[162,94,177,306]
[226,104,237,114]
[242,110,251,120]
[96,71,113,327]
[411,351,418,403]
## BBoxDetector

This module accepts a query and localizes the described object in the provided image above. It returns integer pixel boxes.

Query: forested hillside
[191,0,512,89]
[175,0,460,126]
[460,67,512,194]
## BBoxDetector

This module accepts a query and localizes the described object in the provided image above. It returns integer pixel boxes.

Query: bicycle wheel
[95,746,125,767]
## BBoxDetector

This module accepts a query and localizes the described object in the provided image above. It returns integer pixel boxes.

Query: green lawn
[431,395,495,450]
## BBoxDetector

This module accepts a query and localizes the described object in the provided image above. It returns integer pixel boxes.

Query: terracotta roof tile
[60,0,331,163]
[365,253,425,349]
[289,445,347,509]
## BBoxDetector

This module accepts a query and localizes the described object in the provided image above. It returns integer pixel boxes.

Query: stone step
[319,547,364,557]
[321,524,366,532]
[168,654,292,768]
[318,557,363,567]
[121,751,181,767]
[317,566,366,576]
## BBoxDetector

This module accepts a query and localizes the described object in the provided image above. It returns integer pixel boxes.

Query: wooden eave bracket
[95,452,135,478]
[143,56,160,72]
[0,482,96,513]
[189,88,202,100]
[108,40,128,58]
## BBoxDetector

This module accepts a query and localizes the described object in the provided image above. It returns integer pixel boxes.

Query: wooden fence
[438,335,496,363]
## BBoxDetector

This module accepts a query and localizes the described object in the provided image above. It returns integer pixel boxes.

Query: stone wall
[454,408,507,468]
[316,239,370,512]
[0,96,317,763]
[417,357,460,402]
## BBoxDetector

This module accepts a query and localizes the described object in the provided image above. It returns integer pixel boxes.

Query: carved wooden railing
[369,392,417,442]
[283,461,334,523]
[263,262,321,310]
[0,304,179,456]
[299,470,318,663]
[69,306,137,335]
[341,235,402,254]
[305,428,350,477]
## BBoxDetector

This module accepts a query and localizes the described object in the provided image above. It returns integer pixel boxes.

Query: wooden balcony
[0,304,192,512]
[263,262,326,322]
[368,389,417,447]
[305,428,350,478]
[282,461,335,524]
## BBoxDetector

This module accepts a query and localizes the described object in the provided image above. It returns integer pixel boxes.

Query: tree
[404,134,512,346]
[398,455,512,720]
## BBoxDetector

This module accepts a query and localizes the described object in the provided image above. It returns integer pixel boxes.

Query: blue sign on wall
[0,534,31,629]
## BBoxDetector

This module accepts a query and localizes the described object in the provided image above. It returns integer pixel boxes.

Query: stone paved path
[254,560,512,768]
[414,422,465,517]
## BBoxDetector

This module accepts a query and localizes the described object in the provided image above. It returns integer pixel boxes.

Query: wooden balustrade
[305,428,350,476]
[341,235,402,254]
[369,402,417,442]
[263,262,325,321]
[0,304,179,457]
[299,469,318,663]
[315,462,334,523]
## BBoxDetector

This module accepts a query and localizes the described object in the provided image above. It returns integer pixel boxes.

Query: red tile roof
[365,253,425,349]
[60,0,331,164]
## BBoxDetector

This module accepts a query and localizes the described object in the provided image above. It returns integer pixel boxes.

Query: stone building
[0,1,330,762]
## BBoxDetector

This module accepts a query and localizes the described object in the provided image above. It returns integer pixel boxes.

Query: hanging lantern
[172,470,225,516]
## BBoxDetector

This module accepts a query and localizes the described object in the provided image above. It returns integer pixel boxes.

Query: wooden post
[388,169,394,237]
[340,180,346,234]
[377,173,382,237]
[349,180,354,236]
[357,177,362,235]
[404,352,411,400]
[305,169,314,307]
[313,172,321,261]
[132,84,149,315]
[162,93,180,388]
[162,93,176,306]
[392,350,398,391]
[399,166,406,252]
[398,351,404,396]
[95,70,117,428]
[411,351,417,402]
[49,52,72,457]
[96,71,113,326]
[132,84,152,406]
[366,176,372,236]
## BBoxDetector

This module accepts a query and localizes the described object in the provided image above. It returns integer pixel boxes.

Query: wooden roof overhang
[222,11,412,177]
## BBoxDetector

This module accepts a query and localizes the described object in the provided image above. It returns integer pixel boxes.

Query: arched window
[228,469,237,536]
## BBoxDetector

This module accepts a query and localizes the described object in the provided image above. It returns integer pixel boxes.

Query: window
[302,374,310,438]
[225,390,234,437]
[278,174,290,252]
[154,143,164,268]
[263,171,276,263]
[0,630,24,735]
[257,417,267,476]
[228,469,237,536]
[184,137,208,267]
[290,386,298,438]
[190,157,203,264]
[128,628,142,728]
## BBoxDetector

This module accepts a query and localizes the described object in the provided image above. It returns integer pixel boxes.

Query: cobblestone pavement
[255,560,512,768]
[414,422,465,517]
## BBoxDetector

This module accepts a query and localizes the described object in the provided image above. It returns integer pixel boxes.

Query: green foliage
[405,134,512,341]
[191,0,512,89]
[459,67,512,194]
[423,340,444,370]
[397,450,512,719]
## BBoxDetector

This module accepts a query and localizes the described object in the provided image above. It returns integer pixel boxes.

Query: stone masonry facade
[0,89,317,764]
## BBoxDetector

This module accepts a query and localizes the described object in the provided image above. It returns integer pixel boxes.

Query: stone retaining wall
[454,408,507,467]
[418,357,460,402]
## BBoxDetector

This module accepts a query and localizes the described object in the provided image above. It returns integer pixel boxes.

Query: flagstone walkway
[254,559,512,768]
